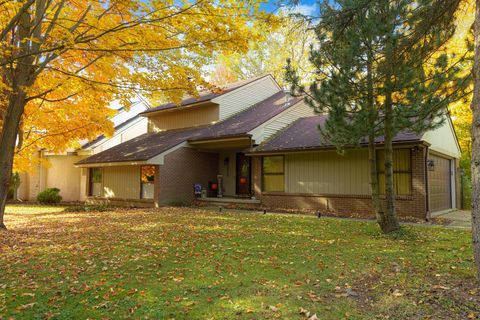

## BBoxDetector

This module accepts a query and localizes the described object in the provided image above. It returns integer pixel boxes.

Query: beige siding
[45,156,83,201]
[148,103,219,132]
[214,76,281,120]
[422,115,461,159]
[17,172,30,200]
[285,150,370,195]
[92,118,148,154]
[80,168,88,201]
[251,101,315,144]
[103,166,141,199]
[218,151,237,196]
[21,154,86,201]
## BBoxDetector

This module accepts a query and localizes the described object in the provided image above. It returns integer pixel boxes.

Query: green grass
[1,205,478,319]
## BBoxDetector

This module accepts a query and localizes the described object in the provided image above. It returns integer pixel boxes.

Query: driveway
[432,210,472,229]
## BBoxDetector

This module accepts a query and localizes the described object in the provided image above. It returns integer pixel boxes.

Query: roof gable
[139,75,280,116]
[421,113,461,158]
[76,91,298,166]
[81,97,149,150]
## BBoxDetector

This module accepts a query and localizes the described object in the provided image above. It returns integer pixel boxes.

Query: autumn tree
[211,12,315,87]
[439,0,474,210]
[287,0,466,233]
[0,0,271,230]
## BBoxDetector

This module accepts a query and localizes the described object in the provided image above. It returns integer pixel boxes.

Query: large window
[377,149,412,195]
[262,156,285,192]
[89,168,103,196]
[141,166,156,199]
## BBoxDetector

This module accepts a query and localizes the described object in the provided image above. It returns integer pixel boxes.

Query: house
[17,96,150,202]
[76,75,461,219]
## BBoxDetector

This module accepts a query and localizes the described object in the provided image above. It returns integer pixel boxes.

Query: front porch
[189,135,255,199]
[77,135,260,207]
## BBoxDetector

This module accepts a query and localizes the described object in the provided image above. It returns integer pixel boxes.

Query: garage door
[428,155,452,212]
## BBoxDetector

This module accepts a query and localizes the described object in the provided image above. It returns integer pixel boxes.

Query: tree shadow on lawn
[1,208,477,319]
[350,268,480,320]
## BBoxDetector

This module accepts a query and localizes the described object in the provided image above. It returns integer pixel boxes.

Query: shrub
[37,188,62,204]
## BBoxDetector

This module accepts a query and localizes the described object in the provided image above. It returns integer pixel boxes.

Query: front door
[236,153,251,196]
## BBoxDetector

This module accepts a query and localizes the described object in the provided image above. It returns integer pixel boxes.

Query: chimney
[283,87,291,106]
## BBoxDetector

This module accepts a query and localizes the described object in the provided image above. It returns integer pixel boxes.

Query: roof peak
[140,74,278,116]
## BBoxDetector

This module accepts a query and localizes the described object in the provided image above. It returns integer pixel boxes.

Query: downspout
[39,150,43,196]
[424,146,430,220]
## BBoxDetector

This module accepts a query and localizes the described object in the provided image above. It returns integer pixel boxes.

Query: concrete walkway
[432,210,472,229]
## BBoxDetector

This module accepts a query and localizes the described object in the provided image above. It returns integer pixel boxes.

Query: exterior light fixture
[427,159,435,171]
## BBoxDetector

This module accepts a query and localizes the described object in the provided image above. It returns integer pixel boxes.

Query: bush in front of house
[37,188,62,204]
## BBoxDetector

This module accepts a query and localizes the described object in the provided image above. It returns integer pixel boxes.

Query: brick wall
[252,146,428,219]
[157,147,218,204]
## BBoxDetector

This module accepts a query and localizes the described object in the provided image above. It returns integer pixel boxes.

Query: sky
[260,0,319,16]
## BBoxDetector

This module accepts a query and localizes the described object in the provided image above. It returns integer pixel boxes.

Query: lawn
[1,205,479,319]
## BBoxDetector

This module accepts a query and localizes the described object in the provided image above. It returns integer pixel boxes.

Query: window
[262,156,285,192]
[89,168,102,196]
[141,166,156,199]
[377,149,412,195]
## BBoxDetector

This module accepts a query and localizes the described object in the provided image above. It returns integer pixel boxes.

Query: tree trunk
[0,93,28,230]
[366,54,386,227]
[0,8,35,230]
[369,134,385,225]
[470,0,480,281]
[381,92,400,233]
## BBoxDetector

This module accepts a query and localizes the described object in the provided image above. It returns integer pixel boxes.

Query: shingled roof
[139,75,272,115]
[249,115,423,153]
[77,91,299,165]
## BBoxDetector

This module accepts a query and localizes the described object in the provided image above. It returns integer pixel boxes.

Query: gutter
[75,160,147,168]
[188,134,252,144]
[246,140,430,156]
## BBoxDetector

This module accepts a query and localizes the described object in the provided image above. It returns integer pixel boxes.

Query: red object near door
[236,153,251,196]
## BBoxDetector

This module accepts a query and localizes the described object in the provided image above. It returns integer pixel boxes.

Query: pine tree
[287,0,466,233]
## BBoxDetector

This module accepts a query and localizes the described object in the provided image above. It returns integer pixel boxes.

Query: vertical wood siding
[103,166,141,199]
[285,150,370,195]
[214,77,281,120]
[148,103,219,132]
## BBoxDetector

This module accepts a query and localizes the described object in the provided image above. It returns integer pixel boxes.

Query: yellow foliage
[0,0,270,172]
[444,0,475,164]
[211,13,314,87]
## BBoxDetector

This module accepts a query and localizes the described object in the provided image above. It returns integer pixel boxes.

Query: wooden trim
[76,161,147,168]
